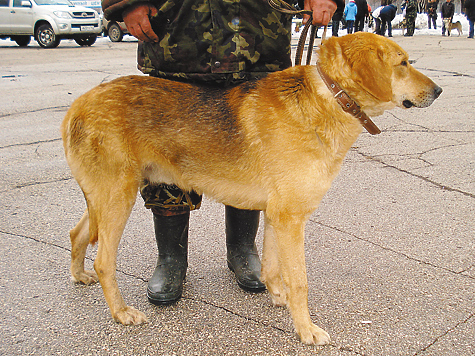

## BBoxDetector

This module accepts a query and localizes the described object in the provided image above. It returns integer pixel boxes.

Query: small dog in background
[445,19,463,36]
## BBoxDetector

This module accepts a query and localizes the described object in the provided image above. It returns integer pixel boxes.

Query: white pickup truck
[0,0,101,48]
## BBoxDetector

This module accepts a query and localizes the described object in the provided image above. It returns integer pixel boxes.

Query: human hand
[123,3,159,42]
[303,0,337,26]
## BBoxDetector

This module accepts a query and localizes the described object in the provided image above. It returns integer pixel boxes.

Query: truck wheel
[12,35,31,47]
[75,35,97,46]
[108,22,123,42]
[35,24,60,48]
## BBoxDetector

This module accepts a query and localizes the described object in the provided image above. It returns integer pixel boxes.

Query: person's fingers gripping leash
[303,0,337,26]
[123,3,159,42]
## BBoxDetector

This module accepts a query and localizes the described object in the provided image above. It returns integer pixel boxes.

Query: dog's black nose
[434,86,443,99]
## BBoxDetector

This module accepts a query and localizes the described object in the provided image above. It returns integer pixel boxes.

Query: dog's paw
[114,306,148,326]
[71,270,99,285]
[296,323,331,346]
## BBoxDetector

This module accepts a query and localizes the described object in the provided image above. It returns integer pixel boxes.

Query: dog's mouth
[401,86,442,109]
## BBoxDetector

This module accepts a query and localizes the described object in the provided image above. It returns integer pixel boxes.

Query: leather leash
[267,0,324,65]
[316,63,381,135]
[268,0,380,134]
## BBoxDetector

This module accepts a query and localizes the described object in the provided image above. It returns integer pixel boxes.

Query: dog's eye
[401,61,408,66]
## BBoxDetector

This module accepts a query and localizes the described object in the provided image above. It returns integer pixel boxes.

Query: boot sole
[227,261,266,293]
[147,289,182,305]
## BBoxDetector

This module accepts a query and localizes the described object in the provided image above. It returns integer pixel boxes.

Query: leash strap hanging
[269,0,379,135]
[267,0,326,66]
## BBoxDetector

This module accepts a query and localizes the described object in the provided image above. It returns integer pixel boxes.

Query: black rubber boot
[147,212,189,305]
[225,206,266,292]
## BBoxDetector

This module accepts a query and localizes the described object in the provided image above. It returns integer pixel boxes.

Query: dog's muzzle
[403,85,442,108]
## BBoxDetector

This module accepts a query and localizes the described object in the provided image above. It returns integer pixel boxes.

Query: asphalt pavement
[0,33,474,356]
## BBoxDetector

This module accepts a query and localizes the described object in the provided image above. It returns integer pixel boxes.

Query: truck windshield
[34,0,72,5]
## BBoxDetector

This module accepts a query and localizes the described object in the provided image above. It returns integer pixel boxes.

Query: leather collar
[316,63,381,135]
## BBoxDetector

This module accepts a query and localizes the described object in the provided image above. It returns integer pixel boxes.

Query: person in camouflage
[101,0,339,305]
[404,0,418,36]
[427,0,438,29]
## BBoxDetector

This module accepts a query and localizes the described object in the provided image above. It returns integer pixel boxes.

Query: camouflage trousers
[140,181,202,216]
[405,15,416,35]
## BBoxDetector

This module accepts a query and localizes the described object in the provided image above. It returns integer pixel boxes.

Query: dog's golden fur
[61,33,441,345]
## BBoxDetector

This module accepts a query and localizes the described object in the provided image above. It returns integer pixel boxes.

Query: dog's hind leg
[265,207,330,346]
[90,178,148,326]
[70,210,98,285]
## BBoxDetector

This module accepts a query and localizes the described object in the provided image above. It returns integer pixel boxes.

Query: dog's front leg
[264,210,330,346]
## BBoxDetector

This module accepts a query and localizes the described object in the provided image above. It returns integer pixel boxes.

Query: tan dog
[61,32,441,345]
[444,19,463,36]
[448,20,463,36]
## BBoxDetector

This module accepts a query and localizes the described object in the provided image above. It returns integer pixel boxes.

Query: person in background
[332,0,345,36]
[427,0,438,29]
[441,0,455,35]
[344,0,358,33]
[100,0,339,306]
[404,0,418,36]
[366,4,373,31]
[372,4,384,34]
[354,0,369,31]
[464,0,475,38]
[379,0,397,36]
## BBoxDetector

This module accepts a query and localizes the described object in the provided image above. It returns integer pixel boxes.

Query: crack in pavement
[414,59,475,78]
[358,111,474,197]
[2,217,471,355]
[384,129,475,133]
[0,105,69,119]
[0,177,74,194]
[351,141,469,171]
[0,229,342,353]
[309,219,474,280]
[307,219,475,354]
[13,177,74,189]
[352,148,474,199]
[383,111,475,133]
[181,296,292,336]
[420,67,475,79]
[0,230,367,355]
[412,312,475,356]
[0,137,62,150]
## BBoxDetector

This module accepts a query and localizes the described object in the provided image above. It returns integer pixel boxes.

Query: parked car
[102,17,129,42]
[0,0,101,48]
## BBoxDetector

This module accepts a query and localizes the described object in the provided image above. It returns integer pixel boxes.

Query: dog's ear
[349,46,393,103]
[336,35,393,103]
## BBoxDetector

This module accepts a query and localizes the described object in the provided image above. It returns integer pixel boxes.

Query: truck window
[0,0,9,6]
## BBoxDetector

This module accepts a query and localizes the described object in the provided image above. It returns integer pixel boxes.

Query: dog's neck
[316,63,381,135]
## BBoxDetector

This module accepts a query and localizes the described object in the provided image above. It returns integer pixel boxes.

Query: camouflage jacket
[102,0,293,84]
[405,0,417,16]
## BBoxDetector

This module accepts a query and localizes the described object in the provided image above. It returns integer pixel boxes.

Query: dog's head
[318,32,442,116]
